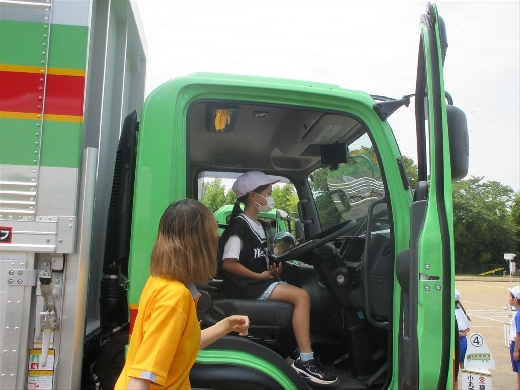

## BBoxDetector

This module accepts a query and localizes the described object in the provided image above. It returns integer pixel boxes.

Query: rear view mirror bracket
[372,94,413,121]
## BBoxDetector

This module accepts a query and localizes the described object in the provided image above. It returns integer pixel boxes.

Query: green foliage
[272,184,298,213]
[512,193,520,254]
[202,178,227,212]
[452,176,518,273]
[401,155,418,190]
[225,189,236,205]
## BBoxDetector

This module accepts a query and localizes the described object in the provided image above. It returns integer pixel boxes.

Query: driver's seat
[197,280,294,343]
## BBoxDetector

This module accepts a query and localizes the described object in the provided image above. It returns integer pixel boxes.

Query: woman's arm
[127,377,150,390]
[201,315,250,349]
[222,259,272,279]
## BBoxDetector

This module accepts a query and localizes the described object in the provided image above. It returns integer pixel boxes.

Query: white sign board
[461,369,492,390]
[464,333,495,371]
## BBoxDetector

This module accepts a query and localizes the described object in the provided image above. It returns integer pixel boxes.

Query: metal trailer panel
[0,0,146,387]
[83,0,146,324]
[0,252,35,389]
[56,148,98,390]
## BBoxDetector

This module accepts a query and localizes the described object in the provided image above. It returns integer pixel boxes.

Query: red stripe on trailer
[45,73,85,117]
[0,71,42,114]
[0,71,85,116]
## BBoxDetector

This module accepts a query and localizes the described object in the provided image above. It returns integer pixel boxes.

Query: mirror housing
[446,105,469,181]
[320,143,349,166]
[294,219,304,242]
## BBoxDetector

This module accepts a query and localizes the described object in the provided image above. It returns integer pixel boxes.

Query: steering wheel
[275,219,357,263]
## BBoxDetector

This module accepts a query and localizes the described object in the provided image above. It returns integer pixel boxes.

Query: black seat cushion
[213,299,293,327]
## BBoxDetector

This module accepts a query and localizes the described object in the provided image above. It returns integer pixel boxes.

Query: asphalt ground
[456,275,520,390]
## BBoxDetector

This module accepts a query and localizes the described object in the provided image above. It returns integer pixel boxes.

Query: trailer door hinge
[35,262,62,366]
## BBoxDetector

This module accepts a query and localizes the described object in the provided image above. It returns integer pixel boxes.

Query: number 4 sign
[465,333,496,371]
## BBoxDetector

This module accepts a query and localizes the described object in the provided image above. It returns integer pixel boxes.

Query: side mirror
[330,189,351,213]
[294,219,304,242]
[447,105,469,181]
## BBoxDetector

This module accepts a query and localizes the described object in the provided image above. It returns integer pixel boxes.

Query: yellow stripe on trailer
[0,63,86,76]
[0,111,83,122]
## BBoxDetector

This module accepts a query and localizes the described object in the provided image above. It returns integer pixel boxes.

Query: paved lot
[456,275,520,390]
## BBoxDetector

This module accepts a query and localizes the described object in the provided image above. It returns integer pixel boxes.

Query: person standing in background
[455,289,470,369]
[509,286,520,390]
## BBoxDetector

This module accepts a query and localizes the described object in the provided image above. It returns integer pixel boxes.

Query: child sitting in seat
[218,171,337,385]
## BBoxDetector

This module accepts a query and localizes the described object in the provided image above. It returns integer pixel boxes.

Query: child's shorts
[459,336,467,363]
[257,281,287,300]
[510,342,520,372]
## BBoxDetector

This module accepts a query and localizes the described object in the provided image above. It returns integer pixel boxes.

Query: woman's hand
[269,262,283,279]
[227,315,250,336]
[201,315,250,348]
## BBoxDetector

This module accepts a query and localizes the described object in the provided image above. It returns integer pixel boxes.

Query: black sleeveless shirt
[218,214,273,299]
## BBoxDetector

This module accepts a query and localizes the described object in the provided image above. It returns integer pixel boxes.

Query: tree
[452,176,518,273]
[225,189,236,205]
[511,193,520,254]
[272,184,298,214]
[202,179,227,212]
[401,155,418,191]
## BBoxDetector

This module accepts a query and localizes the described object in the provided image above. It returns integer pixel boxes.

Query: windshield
[308,133,385,236]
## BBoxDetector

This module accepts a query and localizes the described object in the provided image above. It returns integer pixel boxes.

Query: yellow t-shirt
[115,277,201,389]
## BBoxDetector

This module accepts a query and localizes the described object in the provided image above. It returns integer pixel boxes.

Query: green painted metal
[40,121,82,168]
[388,4,455,388]
[0,118,40,165]
[0,119,82,168]
[196,349,297,390]
[0,20,87,70]
[48,24,88,70]
[127,82,187,303]
[416,11,455,388]
[0,20,48,67]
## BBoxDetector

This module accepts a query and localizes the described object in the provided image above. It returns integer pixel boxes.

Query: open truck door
[396,3,469,389]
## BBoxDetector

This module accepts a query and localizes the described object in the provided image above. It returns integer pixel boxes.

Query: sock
[300,352,314,363]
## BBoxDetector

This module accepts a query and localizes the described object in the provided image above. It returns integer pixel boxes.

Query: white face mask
[254,193,275,212]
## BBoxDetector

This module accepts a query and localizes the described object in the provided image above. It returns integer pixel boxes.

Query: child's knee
[297,288,310,303]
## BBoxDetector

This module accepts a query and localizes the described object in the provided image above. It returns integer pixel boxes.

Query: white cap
[454,289,461,301]
[509,286,520,299]
[232,171,280,199]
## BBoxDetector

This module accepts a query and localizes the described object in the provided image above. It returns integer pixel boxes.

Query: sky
[134,0,519,193]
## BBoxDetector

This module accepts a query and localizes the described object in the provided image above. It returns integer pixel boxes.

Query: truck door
[396,3,460,389]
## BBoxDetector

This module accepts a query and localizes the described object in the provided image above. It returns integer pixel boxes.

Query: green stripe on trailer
[0,20,48,67]
[0,20,88,70]
[196,350,297,390]
[0,118,81,168]
[48,24,88,70]
[0,118,40,166]
[40,120,82,168]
